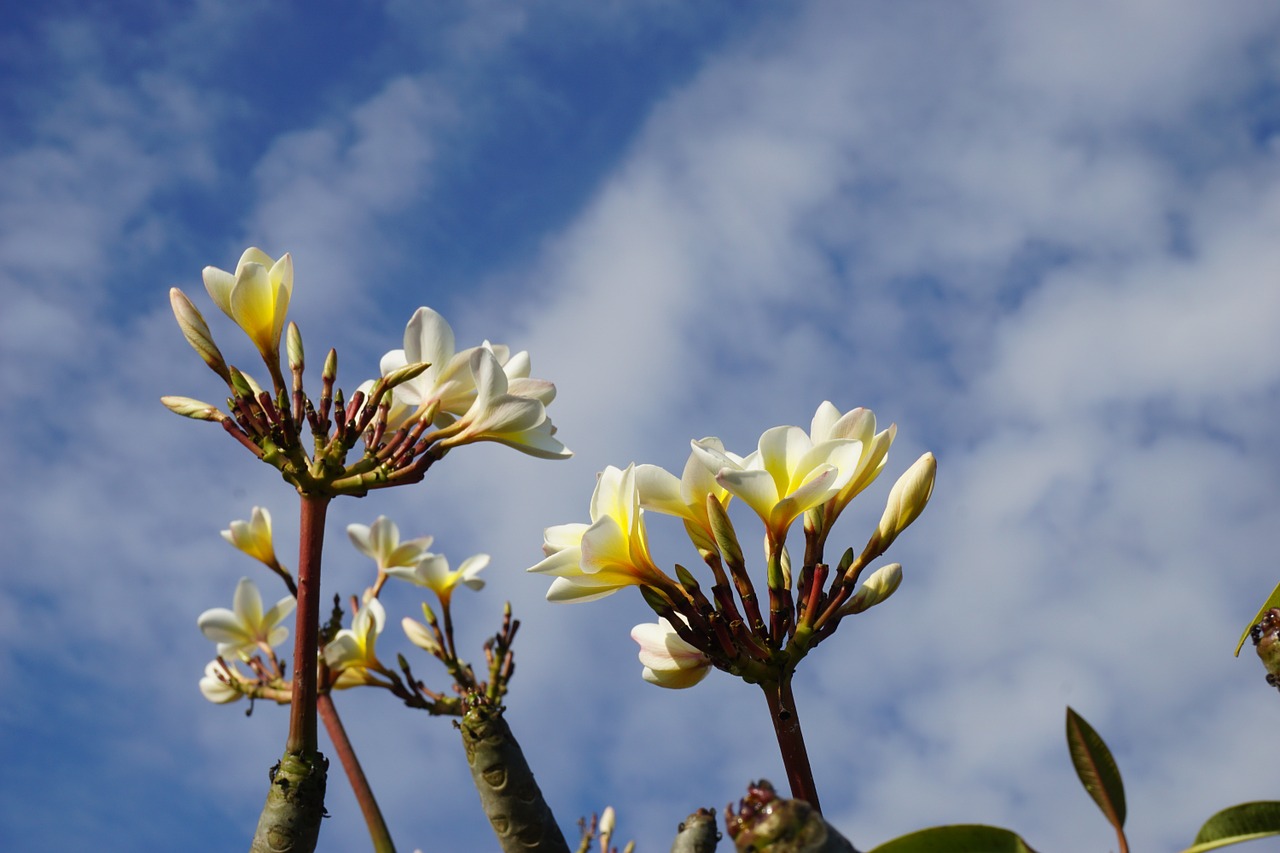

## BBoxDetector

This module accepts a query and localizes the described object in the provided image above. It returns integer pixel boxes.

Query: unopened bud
[675,564,701,594]
[420,601,438,627]
[598,806,616,851]
[383,360,431,389]
[227,366,255,399]
[170,288,231,383]
[639,584,672,614]
[841,563,902,615]
[322,348,338,383]
[286,322,304,372]
[402,616,441,655]
[870,452,936,555]
[706,494,745,567]
[160,396,225,421]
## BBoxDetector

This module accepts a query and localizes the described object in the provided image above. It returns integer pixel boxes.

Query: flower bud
[840,563,902,615]
[170,288,231,383]
[160,396,225,421]
[674,564,701,594]
[869,452,935,555]
[706,493,745,568]
[286,322,304,372]
[402,615,441,656]
[598,806,616,851]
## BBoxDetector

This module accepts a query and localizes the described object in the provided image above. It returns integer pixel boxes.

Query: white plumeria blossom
[436,348,570,459]
[385,552,488,599]
[630,616,712,689]
[377,306,554,431]
[198,659,245,704]
[201,247,293,360]
[324,594,386,687]
[197,577,295,658]
[808,401,897,517]
[529,464,670,602]
[347,516,433,571]
[691,426,864,541]
[634,440,732,554]
[221,506,280,568]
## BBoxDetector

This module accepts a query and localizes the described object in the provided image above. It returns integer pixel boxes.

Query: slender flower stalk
[317,691,395,853]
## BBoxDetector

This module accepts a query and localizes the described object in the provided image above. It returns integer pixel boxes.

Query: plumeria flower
[634,440,733,555]
[691,426,864,546]
[840,563,903,615]
[385,552,488,603]
[435,348,571,459]
[202,247,293,364]
[222,507,282,570]
[347,516,433,572]
[528,464,673,602]
[630,617,712,689]
[376,307,551,430]
[199,659,246,704]
[870,452,936,555]
[324,593,386,688]
[197,577,296,658]
[808,401,897,520]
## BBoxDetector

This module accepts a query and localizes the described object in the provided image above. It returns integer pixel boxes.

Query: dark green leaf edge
[868,824,1038,853]
[1182,801,1280,852]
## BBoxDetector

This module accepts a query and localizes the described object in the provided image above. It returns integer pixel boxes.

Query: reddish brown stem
[318,692,395,853]
[761,678,822,814]
[286,494,331,754]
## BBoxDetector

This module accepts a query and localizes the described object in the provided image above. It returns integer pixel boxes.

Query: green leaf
[1065,707,1126,830]
[1181,802,1280,852]
[868,825,1039,853]
[1235,581,1280,656]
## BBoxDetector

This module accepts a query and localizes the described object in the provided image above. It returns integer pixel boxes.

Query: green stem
[318,692,395,853]
[761,677,822,814]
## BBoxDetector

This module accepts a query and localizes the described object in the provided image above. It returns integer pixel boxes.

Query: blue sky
[4,1,1280,850]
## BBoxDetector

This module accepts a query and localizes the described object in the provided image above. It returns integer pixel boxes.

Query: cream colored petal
[232,577,265,628]
[403,307,454,375]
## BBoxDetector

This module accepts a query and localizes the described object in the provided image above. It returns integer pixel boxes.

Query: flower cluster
[164,248,569,502]
[195,510,494,703]
[364,307,569,459]
[529,401,935,688]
